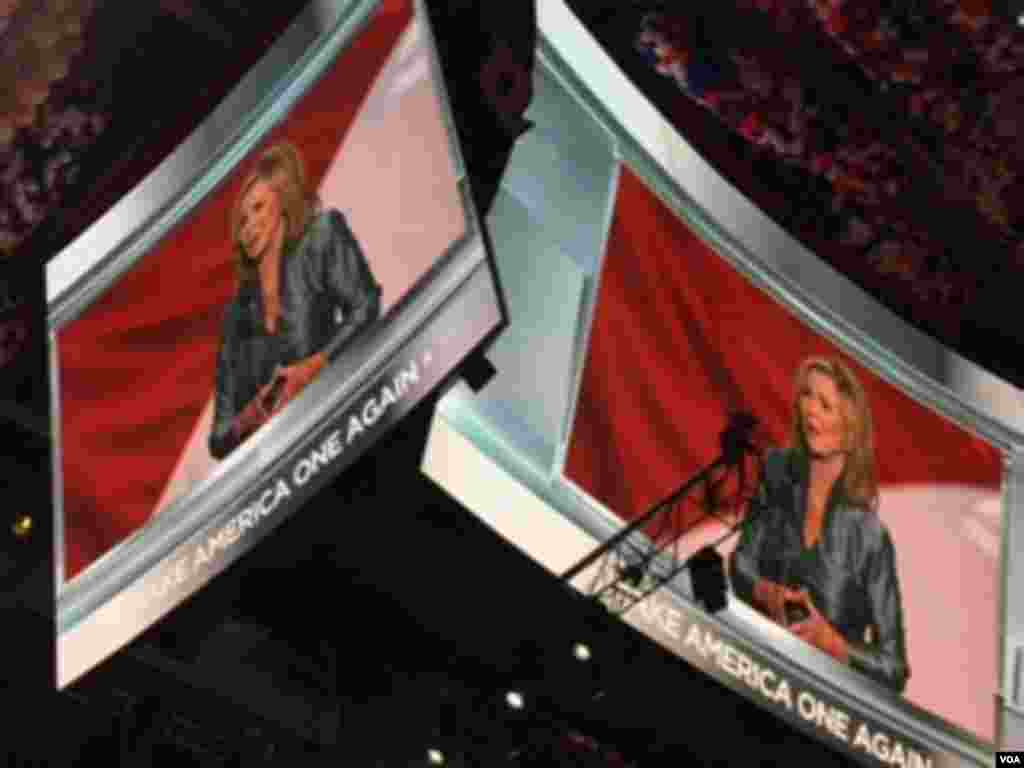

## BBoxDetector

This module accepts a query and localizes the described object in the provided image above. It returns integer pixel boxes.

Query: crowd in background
[0,0,108,258]
[635,1,1024,339]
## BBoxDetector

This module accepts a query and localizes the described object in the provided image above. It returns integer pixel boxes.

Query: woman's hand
[270,352,328,415]
[752,579,790,624]
[789,589,848,663]
[235,385,274,441]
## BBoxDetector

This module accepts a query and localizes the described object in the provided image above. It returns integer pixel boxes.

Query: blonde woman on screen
[730,357,910,694]
[209,142,381,459]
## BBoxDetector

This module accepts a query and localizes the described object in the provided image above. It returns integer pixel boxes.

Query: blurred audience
[634,2,1024,344]
[0,0,107,258]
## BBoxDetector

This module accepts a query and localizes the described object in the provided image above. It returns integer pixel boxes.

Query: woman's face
[799,369,847,458]
[238,179,284,261]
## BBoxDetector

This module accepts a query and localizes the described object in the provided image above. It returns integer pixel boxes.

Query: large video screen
[564,165,1004,745]
[50,0,503,687]
[423,20,1023,763]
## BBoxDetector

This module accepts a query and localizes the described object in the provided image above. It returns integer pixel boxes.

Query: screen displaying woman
[729,356,910,694]
[209,142,382,459]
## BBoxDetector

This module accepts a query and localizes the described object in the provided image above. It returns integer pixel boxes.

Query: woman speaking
[729,357,910,694]
[209,142,381,460]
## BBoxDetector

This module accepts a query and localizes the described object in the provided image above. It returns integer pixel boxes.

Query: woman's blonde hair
[230,142,313,279]
[790,356,879,511]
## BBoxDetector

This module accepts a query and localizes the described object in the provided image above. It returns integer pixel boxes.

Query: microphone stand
[559,413,760,607]
[559,456,728,587]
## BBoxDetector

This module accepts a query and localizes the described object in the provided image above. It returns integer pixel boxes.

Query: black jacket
[209,209,381,459]
[729,449,910,694]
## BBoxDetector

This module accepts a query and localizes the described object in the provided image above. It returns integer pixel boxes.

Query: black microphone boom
[560,412,761,605]
[720,411,758,466]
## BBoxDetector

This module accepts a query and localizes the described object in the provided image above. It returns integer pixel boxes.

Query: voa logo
[997,754,1022,765]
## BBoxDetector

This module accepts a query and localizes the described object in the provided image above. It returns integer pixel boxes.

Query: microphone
[720,411,758,466]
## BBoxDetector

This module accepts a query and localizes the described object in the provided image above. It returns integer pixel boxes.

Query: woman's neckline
[800,479,835,551]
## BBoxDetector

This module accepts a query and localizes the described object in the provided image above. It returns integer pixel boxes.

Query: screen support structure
[561,413,762,616]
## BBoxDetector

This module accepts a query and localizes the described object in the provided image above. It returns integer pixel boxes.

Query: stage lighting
[427,748,445,765]
[572,642,592,662]
[12,515,32,538]
[505,691,525,710]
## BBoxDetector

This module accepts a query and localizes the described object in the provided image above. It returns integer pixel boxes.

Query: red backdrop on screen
[59,2,413,579]
[565,165,1001,525]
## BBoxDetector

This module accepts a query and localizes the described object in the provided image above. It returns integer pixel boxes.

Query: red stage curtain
[59,2,412,579]
[564,165,1002,531]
